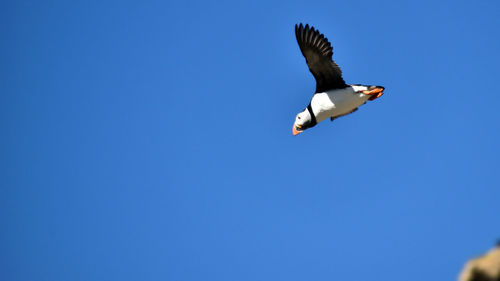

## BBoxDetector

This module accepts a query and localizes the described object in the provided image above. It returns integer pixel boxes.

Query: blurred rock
[459,242,500,281]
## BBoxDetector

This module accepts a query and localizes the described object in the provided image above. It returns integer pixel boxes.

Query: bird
[292,23,385,136]
[458,241,500,281]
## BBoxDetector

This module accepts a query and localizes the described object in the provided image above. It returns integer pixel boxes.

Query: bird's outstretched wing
[295,23,346,93]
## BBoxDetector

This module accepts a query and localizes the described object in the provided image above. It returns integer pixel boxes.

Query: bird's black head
[292,107,316,135]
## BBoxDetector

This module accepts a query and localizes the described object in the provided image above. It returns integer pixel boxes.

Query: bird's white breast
[310,86,370,123]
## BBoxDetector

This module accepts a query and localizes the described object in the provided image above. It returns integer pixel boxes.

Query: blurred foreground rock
[459,242,500,281]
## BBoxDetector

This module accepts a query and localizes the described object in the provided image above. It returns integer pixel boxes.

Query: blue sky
[2,0,500,280]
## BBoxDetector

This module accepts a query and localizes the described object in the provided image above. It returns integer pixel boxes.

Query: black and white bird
[292,23,385,136]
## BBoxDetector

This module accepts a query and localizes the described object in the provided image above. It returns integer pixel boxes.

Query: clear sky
[2,0,500,280]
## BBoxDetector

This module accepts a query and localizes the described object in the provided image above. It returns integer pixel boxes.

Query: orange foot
[362,87,384,101]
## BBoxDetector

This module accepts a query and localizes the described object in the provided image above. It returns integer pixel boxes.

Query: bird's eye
[298,116,301,120]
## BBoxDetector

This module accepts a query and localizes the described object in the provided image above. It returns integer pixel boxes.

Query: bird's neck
[309,93,332,123]
[306,103,317,127]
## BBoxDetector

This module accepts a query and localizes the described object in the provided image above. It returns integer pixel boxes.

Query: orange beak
[292,123,303,136]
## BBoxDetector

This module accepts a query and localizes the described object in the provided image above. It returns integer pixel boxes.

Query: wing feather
[295,23,346,92]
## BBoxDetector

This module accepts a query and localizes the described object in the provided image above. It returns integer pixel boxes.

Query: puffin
[292,23,385,135]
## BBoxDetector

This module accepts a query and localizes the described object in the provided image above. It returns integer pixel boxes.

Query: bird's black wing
[295,23,347,93]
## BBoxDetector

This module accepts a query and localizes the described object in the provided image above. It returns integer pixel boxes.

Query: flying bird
[458,241,500,281]
[292,23,385,135]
